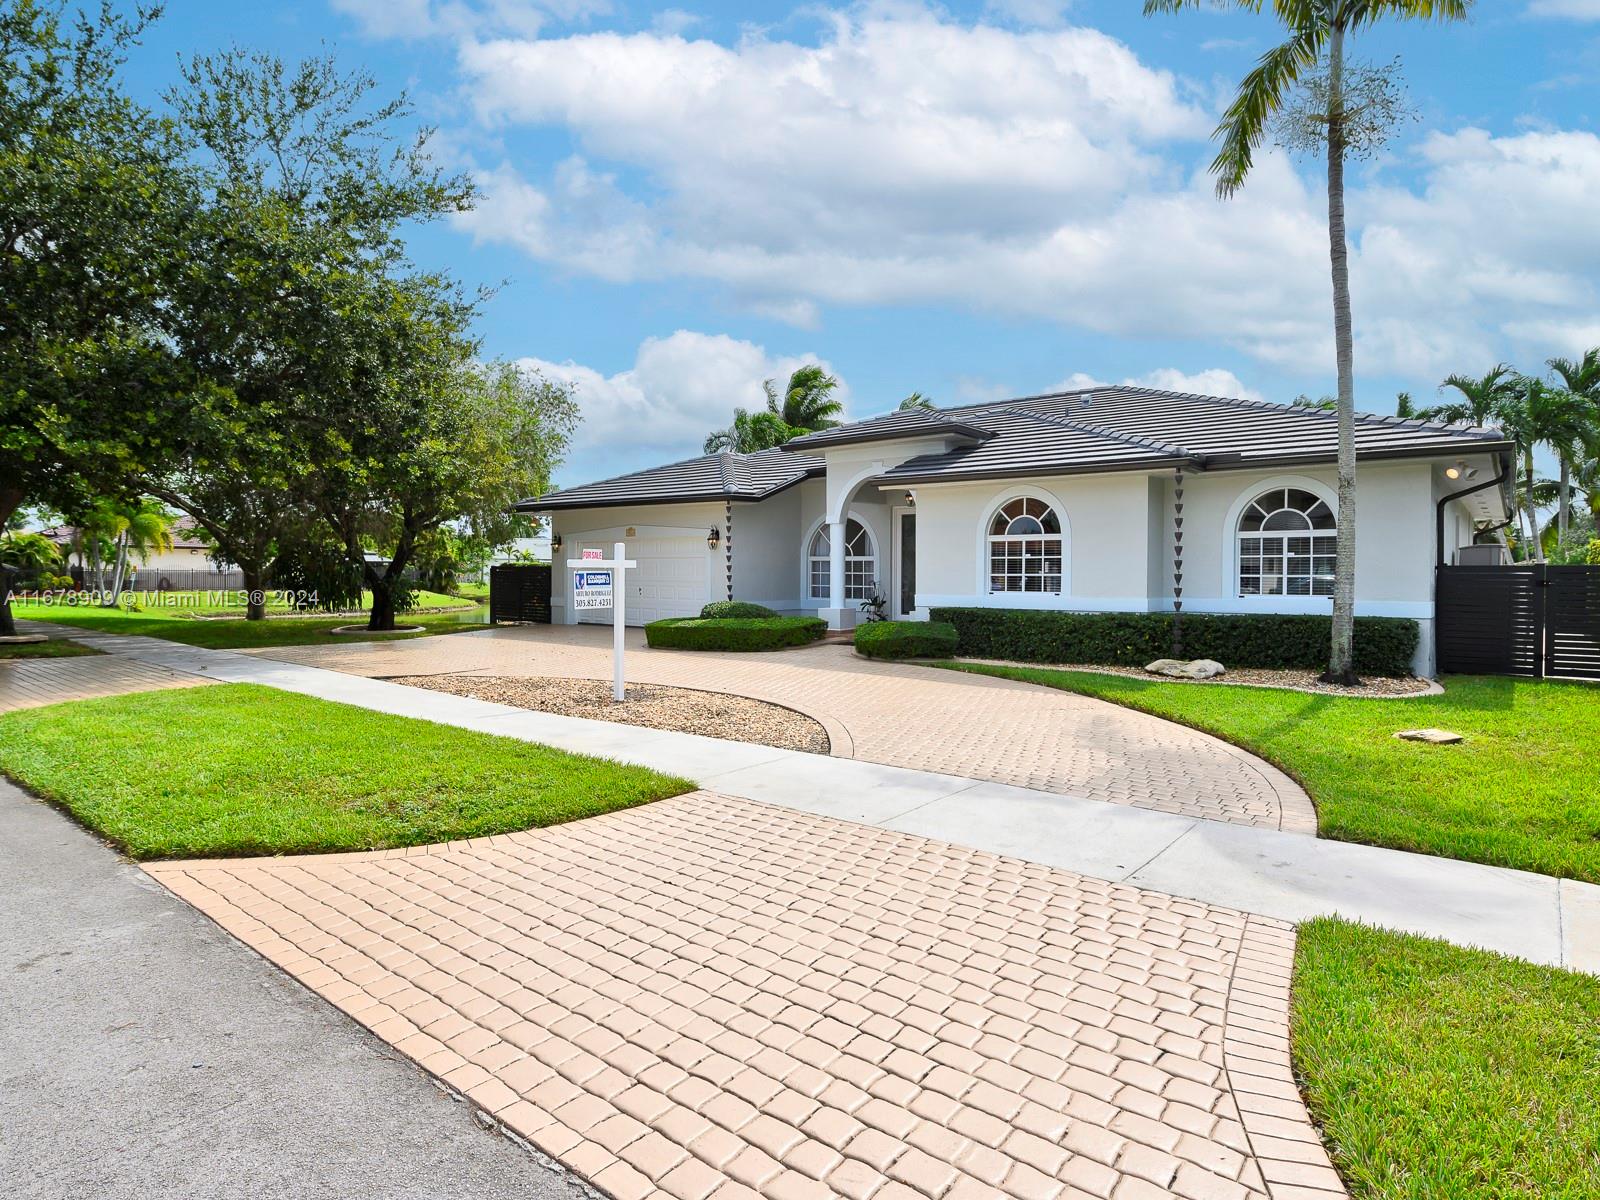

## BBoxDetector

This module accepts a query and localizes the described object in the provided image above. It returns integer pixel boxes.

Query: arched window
[808,519,876,602]
[987,497,1063,593]
[1237,487,1336,596]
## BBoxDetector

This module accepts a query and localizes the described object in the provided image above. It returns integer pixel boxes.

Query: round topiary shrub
[699,600,779,619]
[646,615,826,651]
[854,620,959,660]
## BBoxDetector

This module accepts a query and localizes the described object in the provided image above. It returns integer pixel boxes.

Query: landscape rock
[1394,728,1465,745]
[1145,658,1227,680]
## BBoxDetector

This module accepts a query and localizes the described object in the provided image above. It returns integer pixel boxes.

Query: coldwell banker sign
[571,569,613,610]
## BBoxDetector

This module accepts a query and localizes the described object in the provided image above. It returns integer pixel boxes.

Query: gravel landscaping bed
[958,658,1436,697]
[386,673,832,753]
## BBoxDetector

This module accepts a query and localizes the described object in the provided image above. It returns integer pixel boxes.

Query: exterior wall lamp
[550,531,562,552]
[708,526,721,549]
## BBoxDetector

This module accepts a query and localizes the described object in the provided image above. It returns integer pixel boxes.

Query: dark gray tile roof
[516,447,823,511]
[783,409,993,450]
[522,385,1512,509]
[879,386,1512,484]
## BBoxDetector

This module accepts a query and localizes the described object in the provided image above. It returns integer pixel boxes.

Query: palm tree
[1420,363,1519,426]
[703,408,796,455]
[1147,0,1470,683]
[1546,350,1600,544]
[75,498,175,601]
[899,393,935,411]
[1497,379,1590,563]
[765,365,843,431]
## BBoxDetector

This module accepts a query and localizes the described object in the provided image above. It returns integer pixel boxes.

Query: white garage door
[574,531,712,626]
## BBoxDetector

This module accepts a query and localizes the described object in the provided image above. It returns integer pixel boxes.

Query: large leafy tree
[153,49,475,619]
[1147,0,1470,684]
[313,299,579,630]
[0,0,195,633]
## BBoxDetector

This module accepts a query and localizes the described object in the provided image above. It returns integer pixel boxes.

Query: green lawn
[0,684,692,858]
[1293,919,1600,1199]
[0,638,102,659]
[12,598,487,649]
[939,664,1600,882]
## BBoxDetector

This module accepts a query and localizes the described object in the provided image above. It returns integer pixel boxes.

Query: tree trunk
[102,532,129,606]
[241,564,268,621]
[1525,447,1543,562]
[367,523,420,632]
[0,487,21,636]
[1558,457,1571,548]
[367,578,397,632]
[1323,24,1360,686]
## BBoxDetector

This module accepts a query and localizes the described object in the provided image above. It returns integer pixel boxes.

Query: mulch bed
[386,673,831,754]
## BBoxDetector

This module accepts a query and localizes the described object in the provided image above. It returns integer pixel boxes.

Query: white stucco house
[518,386,1513,674]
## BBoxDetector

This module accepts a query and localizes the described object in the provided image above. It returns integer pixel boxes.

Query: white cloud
[1526,0,1600,18]
[1052,368,1263,402]
[443,8,1597,380]
[1127,368,1263,402]
[519,331,847,467]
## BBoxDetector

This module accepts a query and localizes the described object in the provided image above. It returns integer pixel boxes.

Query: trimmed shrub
[699,600,779,619]
[855,620,959,660]
[646,615,825,652]
[929,608,1420,676]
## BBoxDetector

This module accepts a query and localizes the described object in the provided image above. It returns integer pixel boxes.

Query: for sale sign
[572,569,614,610]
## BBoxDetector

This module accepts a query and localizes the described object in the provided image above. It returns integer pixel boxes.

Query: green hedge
[698,600,779,619]
[928,608,1420,676]
[855,620,959,660]
[645,615,825,652]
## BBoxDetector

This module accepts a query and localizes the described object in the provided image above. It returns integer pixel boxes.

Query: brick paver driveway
[150,793,1342,1200]
[256,626,1314,833]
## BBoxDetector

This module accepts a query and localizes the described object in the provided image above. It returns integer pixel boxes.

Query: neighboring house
[39,517,237,585]
[518,386,1513,674]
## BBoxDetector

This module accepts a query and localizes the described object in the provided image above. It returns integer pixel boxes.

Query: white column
[827,519,847,630]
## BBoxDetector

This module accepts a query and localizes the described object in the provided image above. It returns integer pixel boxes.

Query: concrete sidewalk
[0,778,595,1200]
[69,629,1600,974]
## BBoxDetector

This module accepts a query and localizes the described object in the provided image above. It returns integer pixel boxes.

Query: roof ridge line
[1112,385,1506,439]
[1015,407,1193,459]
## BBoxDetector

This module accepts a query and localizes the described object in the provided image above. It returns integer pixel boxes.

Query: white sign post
[568,540,637,702]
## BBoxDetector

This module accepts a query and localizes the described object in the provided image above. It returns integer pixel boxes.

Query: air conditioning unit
[1456,544,1510,566]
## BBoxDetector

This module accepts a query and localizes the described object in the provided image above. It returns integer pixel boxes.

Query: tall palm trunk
[1325,24,1359,685]
[1525,446,1543,562]
[102,532,130,606]
[1558,457,1570,546]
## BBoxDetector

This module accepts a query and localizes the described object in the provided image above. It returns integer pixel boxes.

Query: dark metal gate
[489,563,552,624]
[1436,564,1600,678]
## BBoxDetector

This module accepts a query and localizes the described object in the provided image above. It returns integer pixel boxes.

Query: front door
[892,508,917,618]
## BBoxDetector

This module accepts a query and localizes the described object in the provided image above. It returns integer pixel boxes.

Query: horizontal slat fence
[1436,564,1600,679]
[490,563,552,624]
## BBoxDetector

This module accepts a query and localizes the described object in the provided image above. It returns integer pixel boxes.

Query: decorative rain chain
[724,499,735,601]
[1172,468,1185,658]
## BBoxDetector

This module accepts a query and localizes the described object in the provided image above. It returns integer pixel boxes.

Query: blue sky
[118,0,1600,485]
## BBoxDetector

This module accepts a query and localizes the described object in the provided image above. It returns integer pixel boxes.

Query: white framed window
[808,519,876,602]
[1237,487,1337,597]
[987,497,1063,593]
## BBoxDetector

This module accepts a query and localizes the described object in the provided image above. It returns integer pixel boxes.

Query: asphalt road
[0,778,592,1200]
